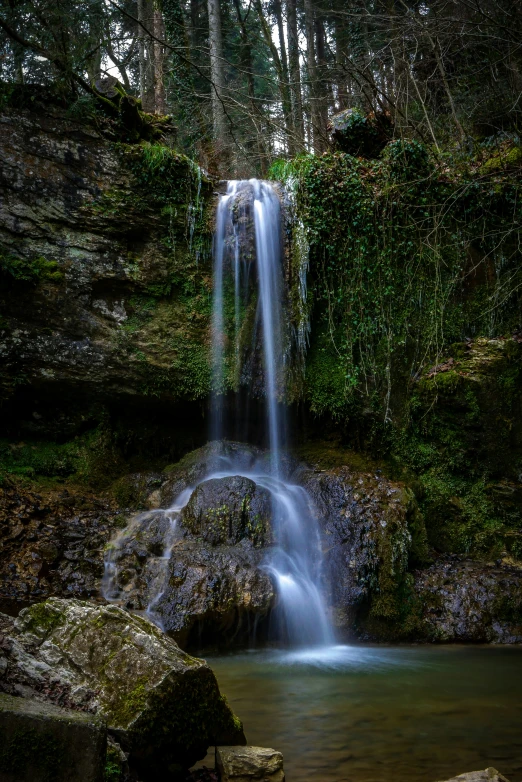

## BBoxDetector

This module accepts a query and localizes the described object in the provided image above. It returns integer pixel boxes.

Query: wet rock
[0,599,245,780]
[181,476,272,546]
[412,558,522,642]
[0,692,106,782]
[0,482,124,607]
[216,746,285,782]
[152,541,274,647]
[436,769,510,782]
[298,464,425,635]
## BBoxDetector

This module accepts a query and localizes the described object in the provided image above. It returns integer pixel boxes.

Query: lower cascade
[103,179,333,648]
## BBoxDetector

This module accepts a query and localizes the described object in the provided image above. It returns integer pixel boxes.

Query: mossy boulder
[181,476,272,546]
[1,599,245,780]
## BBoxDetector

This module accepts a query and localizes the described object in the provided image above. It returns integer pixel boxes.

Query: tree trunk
[286,0,305,149]
[315,15,331,138]
[334,15,349,110]
[303,0,323,152]
[137,0,156,112]
[207,0,227,150]
[153,5,167,114]
[254,0,294,155]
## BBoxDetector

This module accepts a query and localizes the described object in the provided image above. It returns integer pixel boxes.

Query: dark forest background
[1,0,521,174]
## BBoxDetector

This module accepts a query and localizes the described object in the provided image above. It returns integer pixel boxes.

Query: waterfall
[102,178,333,649]
[210,179,333,647]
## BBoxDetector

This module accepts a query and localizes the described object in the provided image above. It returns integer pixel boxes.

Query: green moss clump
[21,602,65,635]
[0,252,64,282]
[0,425,124,488]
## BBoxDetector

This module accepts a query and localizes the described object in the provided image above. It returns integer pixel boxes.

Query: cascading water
[102,178,333,648]
[208,179,333,647]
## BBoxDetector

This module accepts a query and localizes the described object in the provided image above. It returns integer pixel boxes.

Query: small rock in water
[216,746,285,782]
[436,769,510,782]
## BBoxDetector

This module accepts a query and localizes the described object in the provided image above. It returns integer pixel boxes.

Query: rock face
[298,463,427,635]
[216,746,285,782]
[437,770,510,782]
[0,598,245,780]
[412,558,522,642]
[0,692,106,782]
[0,91,214,430]
[0,482,125,609]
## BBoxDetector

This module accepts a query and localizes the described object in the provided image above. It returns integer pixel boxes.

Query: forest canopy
[0,0,521,174]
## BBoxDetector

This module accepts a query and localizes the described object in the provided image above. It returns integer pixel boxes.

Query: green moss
[22,601,65,635]
[0,425,124,488]
[0,252,64,282]
[388,339,522,560]
[281,144,522,431]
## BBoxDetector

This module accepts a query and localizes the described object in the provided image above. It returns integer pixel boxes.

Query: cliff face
[0,96,214,434]
[1,95,521,645]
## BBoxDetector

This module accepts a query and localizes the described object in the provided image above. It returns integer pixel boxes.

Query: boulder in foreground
[0,598,245,780]
[216,746,285,782]
[0,692,106,782]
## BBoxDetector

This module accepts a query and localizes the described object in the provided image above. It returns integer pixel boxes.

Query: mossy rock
[12,599,246,780]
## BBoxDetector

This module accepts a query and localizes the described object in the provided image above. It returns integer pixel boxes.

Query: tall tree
[286,0,305,149]
[207,0,227,153]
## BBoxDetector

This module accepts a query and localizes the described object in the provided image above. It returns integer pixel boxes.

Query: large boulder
[0,692,106,782]
[0,599,245,780]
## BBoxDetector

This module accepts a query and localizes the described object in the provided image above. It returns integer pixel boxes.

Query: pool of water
[203,645,522,782]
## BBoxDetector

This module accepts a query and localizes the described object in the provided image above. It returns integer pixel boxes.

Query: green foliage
[285,143,522,427]
[0,426,123,487]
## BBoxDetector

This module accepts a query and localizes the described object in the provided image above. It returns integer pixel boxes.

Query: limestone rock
[436,769,510,782]
[0,599,245,780]
[0,691,106,782]
[216,746,285,782]
[298,463,425,635]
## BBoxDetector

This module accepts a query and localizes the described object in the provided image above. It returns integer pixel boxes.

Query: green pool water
[203,645,522,781]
